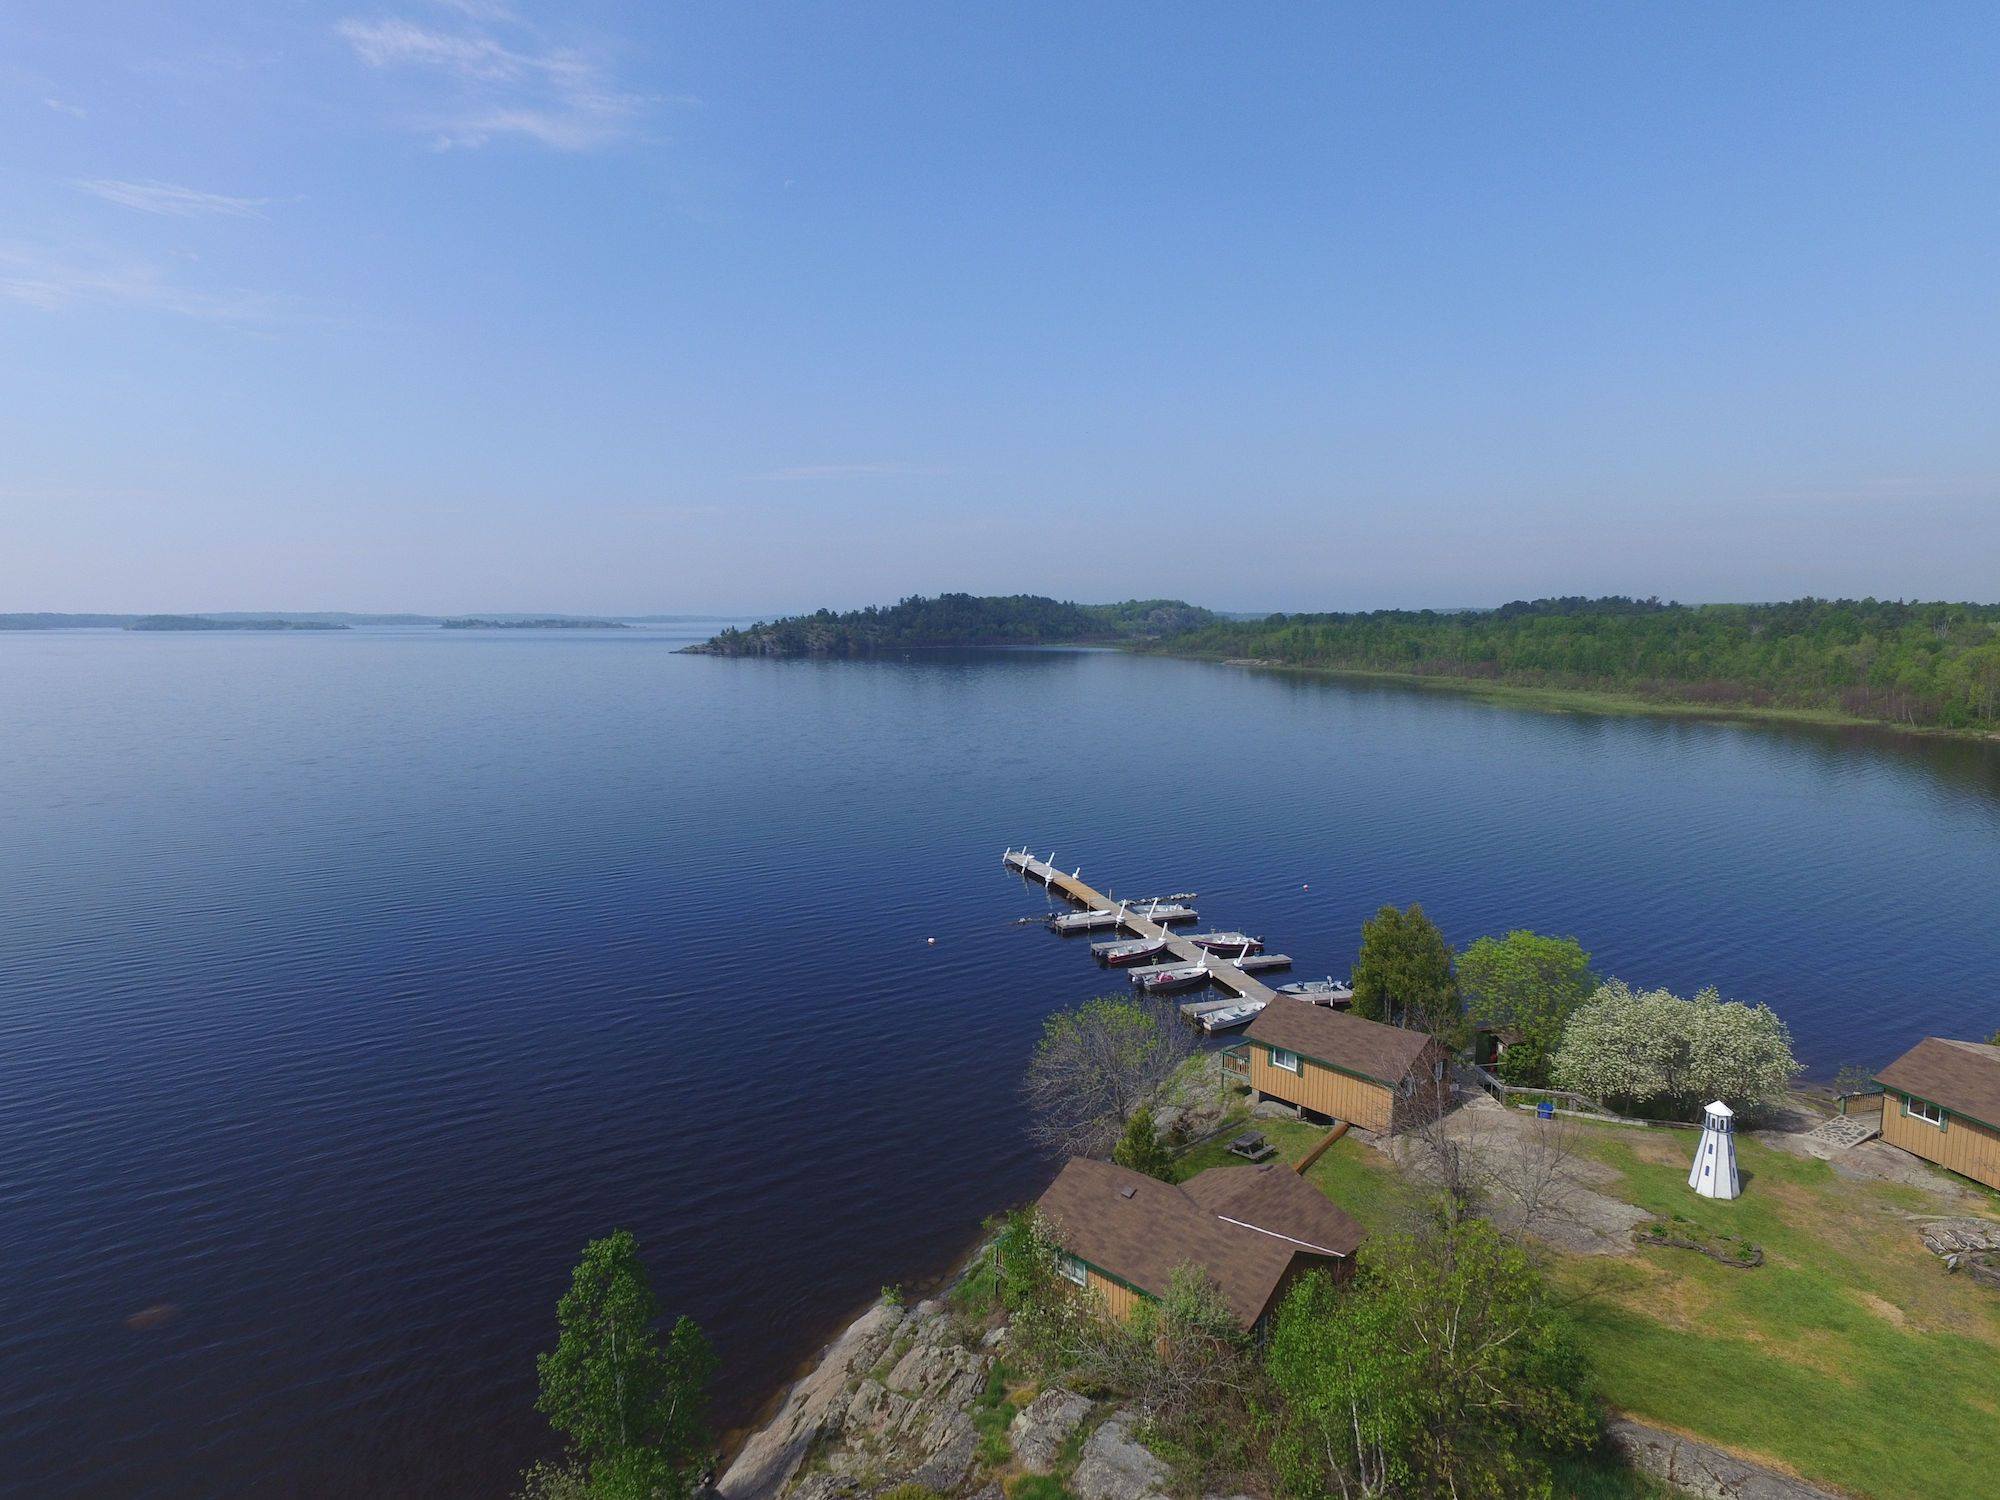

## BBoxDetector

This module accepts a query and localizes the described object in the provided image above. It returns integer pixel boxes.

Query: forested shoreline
[683,593,1215,656]
[1145,597,2000,733]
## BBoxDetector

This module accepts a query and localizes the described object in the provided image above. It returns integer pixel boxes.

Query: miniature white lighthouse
[1687,1100,1741,1200]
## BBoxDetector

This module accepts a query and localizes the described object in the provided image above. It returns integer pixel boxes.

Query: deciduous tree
[1021,995,1195,1158]
[1458,930,1595,1086]
[1550,980,1799,1117]
[535,1230,715,1500]
[1266,1219,1595,1499]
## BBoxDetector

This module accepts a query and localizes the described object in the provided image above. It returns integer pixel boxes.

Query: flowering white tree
[1551,980,1799,1117]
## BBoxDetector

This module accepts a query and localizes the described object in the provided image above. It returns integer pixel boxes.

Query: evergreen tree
[1111,1108,1175,1180]
[1352,903,1462,1035]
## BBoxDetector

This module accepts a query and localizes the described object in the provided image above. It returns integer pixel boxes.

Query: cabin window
[1432,1059,1447,1082]
[1058,1253,1089,1287]
[1904,1096,1946,1128]
[1270,1047,1301,1074]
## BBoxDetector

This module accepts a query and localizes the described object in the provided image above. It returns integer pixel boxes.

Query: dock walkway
[1003,848,1279,1008]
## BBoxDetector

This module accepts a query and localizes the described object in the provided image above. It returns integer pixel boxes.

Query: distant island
[689,592,2000,735]
[126,615,348,632]
[440,618,629,630]
[681,594,1216,656]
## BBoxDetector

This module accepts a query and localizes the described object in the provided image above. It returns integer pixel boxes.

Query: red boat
[1134,960,1210,995]
[1097,937,1170,967]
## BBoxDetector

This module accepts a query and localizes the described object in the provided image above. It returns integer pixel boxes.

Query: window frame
[1058,1253,1089,1287]
[1269,1046,1301,1074]
[1904,1094,1947,1128]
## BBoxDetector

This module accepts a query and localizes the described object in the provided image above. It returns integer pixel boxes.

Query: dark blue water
[3,627,1997,1498]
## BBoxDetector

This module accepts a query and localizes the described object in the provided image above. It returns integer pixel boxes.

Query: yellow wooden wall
[1881,1094,2000,1190]
[1247,1044,1394,1132]
[1080,1266,1147,1322]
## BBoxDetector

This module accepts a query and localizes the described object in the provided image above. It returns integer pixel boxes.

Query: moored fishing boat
[1094,936,1171,967]
[1187,931,1263,957]
[1133,959,1209,994]
[1198,999,1266,1033]
[1276,976,1354,1005]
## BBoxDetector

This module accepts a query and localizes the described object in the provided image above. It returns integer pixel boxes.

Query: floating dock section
[1003,847,1280,1010]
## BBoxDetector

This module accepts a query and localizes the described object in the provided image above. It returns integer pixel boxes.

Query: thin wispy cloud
[756,462,950,482]
[75,179,278,220]
[0,245,274,323]
[44,98,88,119]
[336,9,653,151]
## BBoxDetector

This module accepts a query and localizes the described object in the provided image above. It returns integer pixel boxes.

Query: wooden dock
[1003,847,1281,1009]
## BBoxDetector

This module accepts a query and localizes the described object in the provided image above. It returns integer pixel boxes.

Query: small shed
[1873,1037,2000,1192]
[1471,1022,1524,1070]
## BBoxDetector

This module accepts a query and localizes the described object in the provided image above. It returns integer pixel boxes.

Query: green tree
[1550,980,1800,1117]
[1111,1108,1175,1180]
[1352,903,1462,1035]
[535,1230,715,1500]
[1020,995,1195,1157]
[1267,1219,1595,1499]
[1458,930,1596,1086]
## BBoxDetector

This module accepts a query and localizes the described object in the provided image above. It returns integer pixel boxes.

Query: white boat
[1188,931,1262,957]
[1276,976,1354,1005]
[1199,1000,1267,1033]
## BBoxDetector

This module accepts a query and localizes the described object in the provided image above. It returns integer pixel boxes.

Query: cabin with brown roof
[1234,1004,1454,1134]
[1034,1157,1363,1332]
[1873,1036,2000,1191]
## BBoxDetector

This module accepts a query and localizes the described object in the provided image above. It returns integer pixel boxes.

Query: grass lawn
[1177,1106,2000,1497]
[1170,1114,1426,1236]
[1554,1125,2000,1499]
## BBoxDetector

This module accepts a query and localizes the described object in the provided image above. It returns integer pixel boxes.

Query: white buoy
[1687,1100,1741,1200]
[926,937,936,945]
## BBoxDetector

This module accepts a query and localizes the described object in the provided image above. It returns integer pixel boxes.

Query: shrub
[1111,1109,1174,1180]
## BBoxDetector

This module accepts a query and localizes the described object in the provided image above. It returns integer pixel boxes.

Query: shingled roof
[1035,1157,1363,1328]
[1244,1003,1438,1088]
[1877,1037,2000,1132]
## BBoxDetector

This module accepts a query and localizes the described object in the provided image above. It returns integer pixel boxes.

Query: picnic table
[1226,1130,1277,1162]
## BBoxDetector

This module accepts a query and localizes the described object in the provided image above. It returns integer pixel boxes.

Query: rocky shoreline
[714,1293,1179,1500]
[714,1288,1849,1500]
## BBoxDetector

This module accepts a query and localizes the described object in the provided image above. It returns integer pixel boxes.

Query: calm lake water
[4,626,1998,1497]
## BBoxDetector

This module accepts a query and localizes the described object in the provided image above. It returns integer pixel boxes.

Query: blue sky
[2,2,1996,614]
